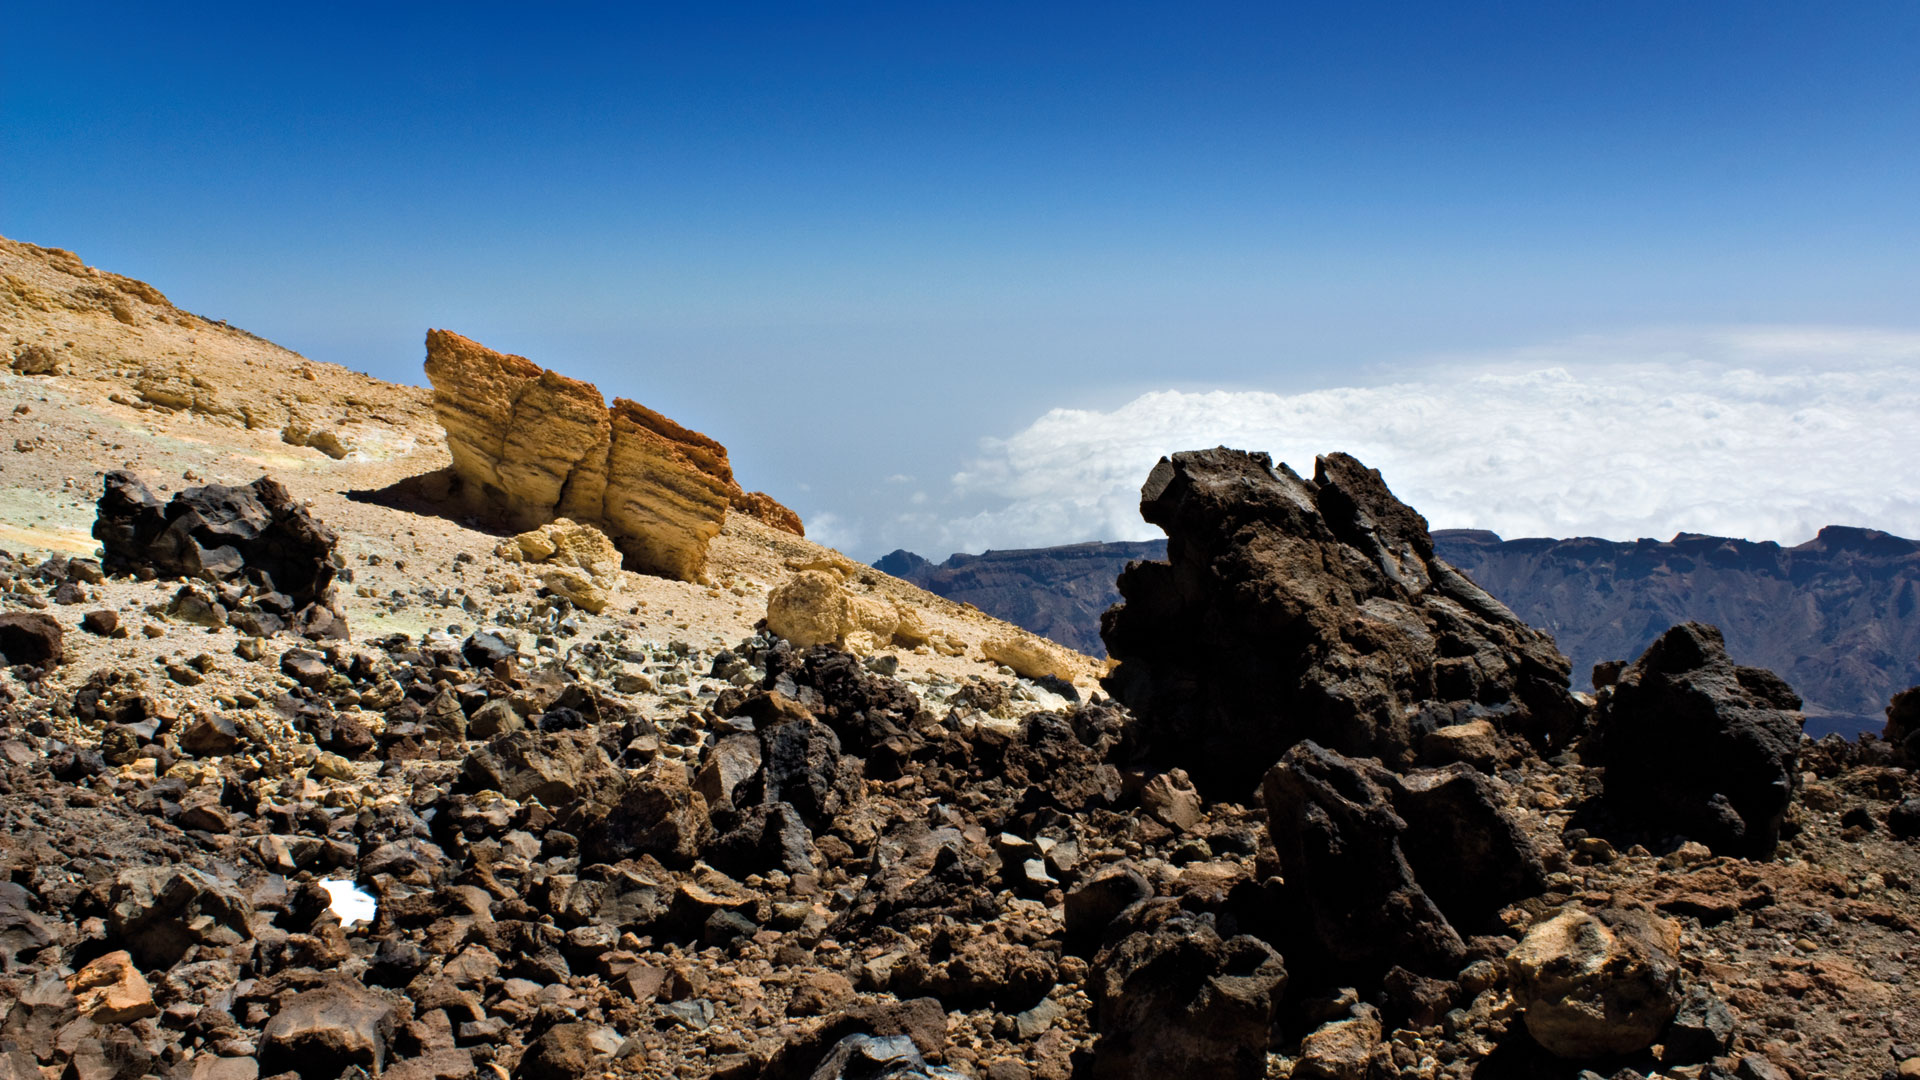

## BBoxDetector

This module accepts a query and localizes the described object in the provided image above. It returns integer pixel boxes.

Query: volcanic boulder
[1595,622,1803,857]
[422,329,801,581]
[1260,742,1466,977]
[1507,906,1683,1058]
[1090,908,1288,1080]
[258,978,397,1078]
[93,471,346,638]
[1101,448,1580,796]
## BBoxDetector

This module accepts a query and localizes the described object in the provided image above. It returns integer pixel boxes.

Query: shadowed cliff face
[879,526,1920,738]
[1435,526,1920,737]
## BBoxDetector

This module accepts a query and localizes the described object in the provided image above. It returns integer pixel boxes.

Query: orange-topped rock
[423,329,801,581]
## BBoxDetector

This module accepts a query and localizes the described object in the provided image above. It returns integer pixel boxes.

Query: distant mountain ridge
[875,541,1166,657]
[878,526,1920,737]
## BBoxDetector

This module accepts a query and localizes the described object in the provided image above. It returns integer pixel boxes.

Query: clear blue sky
[7,3,1919,558]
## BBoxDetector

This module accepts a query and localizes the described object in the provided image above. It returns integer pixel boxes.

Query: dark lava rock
[80,609,119,636]
[462,729,609,806]
[1260,741,1466,977]
[1393,763,1546,929]
[1595,622,1804,857]
[1101,448,1581,796]
[108,866,253,968]
[0,882,58,970]
[761,998,951,1080]
[258,977,396,1078]
[1888,797,1920,840]
[1664,985,1735,1062]
[0,612,63,667]
[92,470,346,637]
[1064,865,1152,956]
[1887,686,1920,764]
[807,1033,964,1080]
[1090,908,1287,1080]
[579,760,712,867]
[513,1023,622,1080]
[462,629,518,670]
[179,714,244,757]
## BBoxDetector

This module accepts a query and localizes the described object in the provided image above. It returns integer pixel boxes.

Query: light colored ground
[0,234,1103,728]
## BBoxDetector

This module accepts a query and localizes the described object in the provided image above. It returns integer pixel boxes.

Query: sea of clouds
[913,327,1920,555]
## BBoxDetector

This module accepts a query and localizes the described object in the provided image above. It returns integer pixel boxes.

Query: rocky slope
[4,236,1920,1080]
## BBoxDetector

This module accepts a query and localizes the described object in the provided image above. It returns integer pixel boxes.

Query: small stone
[1294,1009,1382,1080]
[280,650,331,689]
[81,610,120,636]
[66,950,157,1023]
[1663,985,1734,1062]
[467,698,524,739]
[0,612,63,666]
[180,715,245,757]
[1141,770,1204,832]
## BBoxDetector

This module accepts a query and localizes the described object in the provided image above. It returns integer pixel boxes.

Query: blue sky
[7,4,1920,558]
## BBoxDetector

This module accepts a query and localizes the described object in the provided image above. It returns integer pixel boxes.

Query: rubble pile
[0,452,1916,1080]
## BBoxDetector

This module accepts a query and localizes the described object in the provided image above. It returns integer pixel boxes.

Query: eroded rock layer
[1101,447,1583,796]
[422,329,801,580]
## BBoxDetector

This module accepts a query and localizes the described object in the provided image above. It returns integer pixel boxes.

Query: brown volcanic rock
[1101,447,1581,796]
[422,329,801,580]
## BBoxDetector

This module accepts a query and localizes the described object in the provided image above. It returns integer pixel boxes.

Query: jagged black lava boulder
[1101,447,1581,796]
[93,470,346,638]
[1260,740,1543,980]
[1595,621,1803,857]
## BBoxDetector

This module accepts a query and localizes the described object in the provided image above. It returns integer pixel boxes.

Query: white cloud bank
[933,327,1920,553]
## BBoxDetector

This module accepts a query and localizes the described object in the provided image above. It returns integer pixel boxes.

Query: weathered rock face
[93,471,346,639]
[1102,448,1580,796]
[579,760,712,867]
[108,867,253,968]
[1438,525,1920,736]
[423,329,801,580]
[1596,622,1803,857]
[1507,906,1683,1059]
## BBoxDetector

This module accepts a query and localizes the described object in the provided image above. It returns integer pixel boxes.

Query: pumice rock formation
[422,329,802,581]
[1101,447,1582,796]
